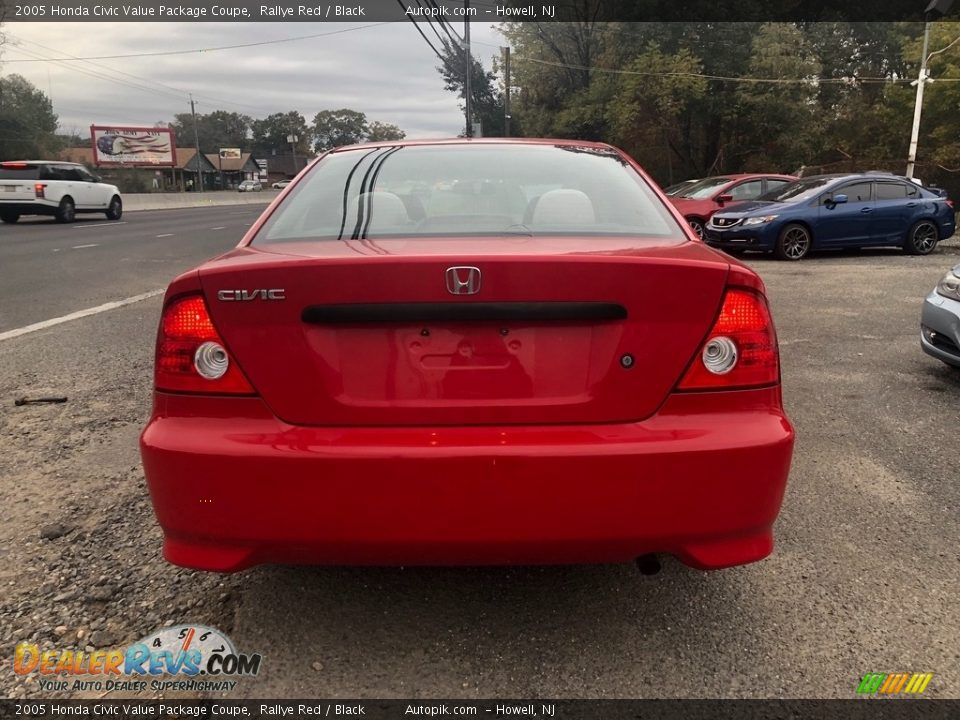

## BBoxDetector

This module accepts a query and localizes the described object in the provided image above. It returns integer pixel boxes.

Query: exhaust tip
[635,554,662,576]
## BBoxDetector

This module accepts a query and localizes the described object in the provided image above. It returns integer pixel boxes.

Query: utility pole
[906,23,932,179]
[190,94,204,193]
[464,0,473,137]
[287,134,298,177]
[906,0,955,179]
[503,46,511,137]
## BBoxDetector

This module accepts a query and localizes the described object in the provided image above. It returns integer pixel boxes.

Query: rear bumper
[921,290,960,367]
[140,389,794,572]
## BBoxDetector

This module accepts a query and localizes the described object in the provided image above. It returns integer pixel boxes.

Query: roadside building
[58,146,218,191]
[205,152,264,190]
[263,152,312,183]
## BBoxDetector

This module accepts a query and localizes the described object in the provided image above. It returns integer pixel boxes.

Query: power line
[9,33,276,115]
[395,0,448,65]
[1,23,392,63]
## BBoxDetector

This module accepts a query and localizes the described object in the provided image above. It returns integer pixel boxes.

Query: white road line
[73,222,127,229]
[211,226,226,230]
[0,289,164,343]
[156,233,174,238]
[71,243,99,249]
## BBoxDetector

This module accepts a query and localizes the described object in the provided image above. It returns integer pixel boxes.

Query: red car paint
[670,173,797,238]
[140,139,794,572]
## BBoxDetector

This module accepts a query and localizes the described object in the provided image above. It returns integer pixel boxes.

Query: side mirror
[832,194,848,204]
[716,193,733,205]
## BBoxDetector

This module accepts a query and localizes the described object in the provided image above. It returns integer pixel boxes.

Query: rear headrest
[531,189,596,226]
[346,191,410,234]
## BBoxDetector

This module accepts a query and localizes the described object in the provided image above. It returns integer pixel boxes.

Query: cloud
[3,21,506,138]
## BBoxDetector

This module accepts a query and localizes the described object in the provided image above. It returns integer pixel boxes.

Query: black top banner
[2,700,960,720]
[1,0,956,23]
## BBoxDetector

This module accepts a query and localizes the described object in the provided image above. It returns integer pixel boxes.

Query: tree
[0,74,60,160]
[365,121,405,143]
[312,109,368,151]
[170,110,251,152]
[436,38,506,136]
[251,111,311,156]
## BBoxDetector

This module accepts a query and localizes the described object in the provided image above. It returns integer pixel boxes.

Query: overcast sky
[2,21,507,139]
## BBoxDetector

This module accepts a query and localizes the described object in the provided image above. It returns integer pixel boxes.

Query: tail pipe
[635,554,662,576]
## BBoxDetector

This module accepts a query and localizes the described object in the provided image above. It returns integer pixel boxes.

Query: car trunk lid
[199,238,730,426]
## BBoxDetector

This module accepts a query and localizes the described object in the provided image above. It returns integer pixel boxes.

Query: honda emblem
[445,266,481,295]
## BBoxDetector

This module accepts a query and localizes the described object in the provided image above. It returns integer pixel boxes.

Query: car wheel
[687,218,705,239]
[0,212,20,224]
[775,223,811,261]
[905,219,939,255]
[105,196,123,220]
[55,196,76,223]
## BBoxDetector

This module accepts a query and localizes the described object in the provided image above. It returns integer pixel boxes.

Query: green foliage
[312,109,367,151]
[170,110,251,153]
[494,20,960,194]
[312,109,408,151]
[251,111,311,157]
[0,74,60,160]
[366,121,406,143]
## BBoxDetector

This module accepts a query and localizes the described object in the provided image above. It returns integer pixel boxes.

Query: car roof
[2,160,83,166]
[800,172,916,183]
[329,137,619,153]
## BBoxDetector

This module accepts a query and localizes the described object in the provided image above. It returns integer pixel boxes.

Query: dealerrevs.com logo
[13,624,261,693]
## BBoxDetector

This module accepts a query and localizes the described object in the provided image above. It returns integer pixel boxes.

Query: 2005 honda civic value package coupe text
[140,139,795,573]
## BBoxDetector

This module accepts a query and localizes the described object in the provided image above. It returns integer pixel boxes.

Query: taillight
[34,183,46,198]
[677,288,779,391]
[946,199,954,210]
[155,294,255,394]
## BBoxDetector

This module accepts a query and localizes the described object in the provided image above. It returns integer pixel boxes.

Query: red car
[140,139,794,573]
[670,173,797,239]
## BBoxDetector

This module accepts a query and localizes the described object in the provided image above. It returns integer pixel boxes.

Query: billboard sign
[255,158,268,180]
[219,148,242,159]
[91,126,176,167]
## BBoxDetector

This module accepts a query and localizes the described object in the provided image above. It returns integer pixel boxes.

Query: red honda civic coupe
[140,139,795,573]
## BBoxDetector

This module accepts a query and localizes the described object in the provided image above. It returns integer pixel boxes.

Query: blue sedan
[705,174,955,260]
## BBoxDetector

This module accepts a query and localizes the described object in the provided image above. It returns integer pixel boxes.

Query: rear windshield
[759,177,834,203]
[0,165,40,180]
[253,144,684,243]
[676,177,732,199]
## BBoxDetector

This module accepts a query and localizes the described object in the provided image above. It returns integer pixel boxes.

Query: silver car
[921,263,960,368]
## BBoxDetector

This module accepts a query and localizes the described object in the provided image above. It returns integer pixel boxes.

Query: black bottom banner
[2,700,959,720]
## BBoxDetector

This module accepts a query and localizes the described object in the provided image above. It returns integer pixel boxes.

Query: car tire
[55,196,76,223]
[775,223,811,261]
[0,212,20,224]
[105,196,123,220]
[687,218,705,239]
[904,219,939,255]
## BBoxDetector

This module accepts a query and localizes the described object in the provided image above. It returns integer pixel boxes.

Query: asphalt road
[0,205,263,333]
[1,210,958,699]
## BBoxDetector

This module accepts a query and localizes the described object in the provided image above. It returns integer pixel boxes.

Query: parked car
[669,173,797,238]
[921,263,960,368]
[140,138,794,573]
[271,179,292,190]
[238,180,262,192]
[0,161,123,223]
[662,178,700,196]
[706,173,955,260]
